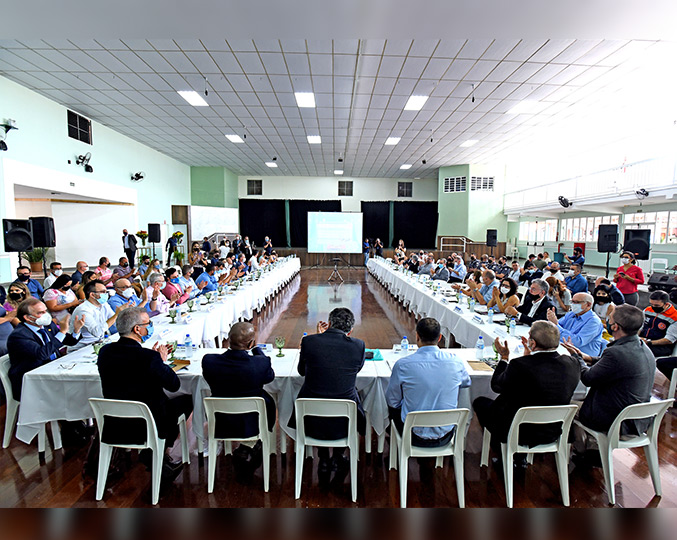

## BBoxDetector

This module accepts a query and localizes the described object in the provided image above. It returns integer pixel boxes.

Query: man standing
[386,318,470,447]
[202,236,212,254]
[363,238,370,267]
[547,293,606,356]
[565,263,588,294]
[122,229,137,269]
[14,266,44,298]
[505,279,554,326]
[639,290,677,358]
[166,234,178,267]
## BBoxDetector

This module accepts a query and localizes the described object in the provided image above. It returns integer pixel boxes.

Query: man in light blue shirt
[565,263,588,294]
[507,260,522,283]
[417,256,435,275]
[386,317,471,446]
[195,264,219,293]
[449,255,467,283]
[178,264,205,298]
[547,292,606,356]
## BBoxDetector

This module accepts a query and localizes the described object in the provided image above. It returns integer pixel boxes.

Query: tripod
[328,258,344,282]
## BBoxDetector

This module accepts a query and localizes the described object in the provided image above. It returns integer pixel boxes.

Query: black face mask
[9,292,24,301]
[652,305,664,313]
[595,295,610,304]
[62,286,70,292]
[17,274,30,282]
[122,263,129,268]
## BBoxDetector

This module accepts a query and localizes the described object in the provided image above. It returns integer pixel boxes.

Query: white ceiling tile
[334,40,359,55]
[378,56,405,77]
[528,39,576,63]
[442,58,474,80]
[465,60,500,81]
[147,39,180,51]
[409,39,440,57]
[309,54,332,76]
[234,52,266,74]
[66,39,104,50]
[227,40,257,52]
[525,63,566,85]
[136,51,175,73]
[161,51,199,73]
[361,39,385,55]
[400,56,428,79]
[280,39,307,53]
[546,64,590,85]
[249,75,274,92]
[482,39,521,61]
[574,40,628,66]
[334,55,357,76]
[311,75,333,93]
[334,77,354,94]
[458,39,493,59]
[184,51,220,73]
[284,53,310,75]
[384,40,412,56]
[506,62,545,83]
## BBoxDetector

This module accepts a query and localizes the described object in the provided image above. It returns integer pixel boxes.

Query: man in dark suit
[231,234,243,255]
[7,298,83,400]
[505,279,554,326]
[97,307,193,485]
[562,305,656,462]
[202,322,275,473]
[293,307,366,477]
[473,321,580,456]
[122,229,138,269]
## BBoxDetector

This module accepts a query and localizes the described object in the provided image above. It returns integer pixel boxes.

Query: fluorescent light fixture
[265,162,278,168]
[460,139,478,148]
[177,90,208,107]
[404,95,429,111]
[294,92,316,108]
[225,134,244,143]
[385,137,401,146]
[334,170,344,175]
[400,164,412,170]
[507,100,549,114]
[307,135,321,144]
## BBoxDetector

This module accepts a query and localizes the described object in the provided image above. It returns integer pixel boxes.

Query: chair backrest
[401,408,470,451]
[507,404,578,450]
[517,286,528,304]
[607,399,674,444]
[295,398,356,443]
[203,396,267,440]
[0,354,15,404]
[89,398,160,449]
[650,258,669,273]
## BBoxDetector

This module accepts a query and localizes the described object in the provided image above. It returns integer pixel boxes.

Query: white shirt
[68,299,115,351]
[146,285,170,314]
[527,295,545,318]
[43,274,58,288]
[219,245,229,258]
[547,270,565,281]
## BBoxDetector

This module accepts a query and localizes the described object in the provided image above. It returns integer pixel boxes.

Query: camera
[272,156,277,161]
[338,157,343,163]
[422,159,427,165]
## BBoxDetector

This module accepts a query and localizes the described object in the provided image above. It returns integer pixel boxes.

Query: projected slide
[308,212,363,253]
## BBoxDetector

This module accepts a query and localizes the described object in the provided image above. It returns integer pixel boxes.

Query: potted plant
[137,230,149,246]
[21,247,47,273]
[173,250,185,265]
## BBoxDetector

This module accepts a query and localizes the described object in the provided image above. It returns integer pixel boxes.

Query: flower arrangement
[137,230,149,246]
[172,231,184,244]
[173,250,185,265]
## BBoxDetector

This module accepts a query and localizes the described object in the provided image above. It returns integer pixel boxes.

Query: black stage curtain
[289,200,341,247]
[239,199,287,249]
[361,201,390,246]
[393,201,438,249]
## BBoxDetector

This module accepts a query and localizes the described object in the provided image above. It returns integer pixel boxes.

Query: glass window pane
[611,215,619,225]
[668,213,677,243]
[644,212,656,223]
[566,219,573,241]
[656,212,669,244]
[603,215,611,224]
[519,222,528,241]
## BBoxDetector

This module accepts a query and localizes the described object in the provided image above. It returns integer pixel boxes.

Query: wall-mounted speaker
[486,229,497,247]
[148,223,161,243]
[3,219,33,252]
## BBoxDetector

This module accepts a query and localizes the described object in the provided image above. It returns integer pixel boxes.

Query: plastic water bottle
[475,336,485,359]
[487,308,494,324]
[401,336,409,353]
[469,297,476,312]
[184,334,193,359]
[509,318,516,337]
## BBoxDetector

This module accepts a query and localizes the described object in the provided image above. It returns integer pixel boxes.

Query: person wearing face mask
[202,321,276,476]
[506,279,554,325]
[613,251,644,306]
[264,236,273,256]
[243,236,253,260]
[43,274,82,327]
[108,278,149,312]
[639,290,677,358]
[564,263,588,294]
[432,259,450,281]
[162,268,191,304]
[14,265,44,298]
[518,261,544,286]
[121,229,138,269]
[137,256,151,278]
[97,307,193,487]
[448,255,467,283]
[179,265,206,299]
[69,280,132,351]
[489,277,520,314]
[3,283,30,323]
[43,261,64,289]
[145,274,179,315]
[455,270,500,305]
[594,277,625,305]
[545,276,572,317]
[112,257,137,283]
[592,284,616,337]
[562,305,655,464]
[70,261,89,287]
[95,257,116,290]
[546,262,564,281]
[565,247,585,267]
[547,292,606,356]
[7,297,84,400]
[142,259,163,281]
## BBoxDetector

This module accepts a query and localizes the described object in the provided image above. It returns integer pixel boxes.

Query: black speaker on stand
[148,223,161,260]
[486,229,497,257]
[597,224,619,277]
[623,229,651,260]
[30,216,56,247]
[3,219,33,268]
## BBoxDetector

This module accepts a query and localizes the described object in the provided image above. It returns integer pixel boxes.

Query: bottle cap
[403,336,407,339]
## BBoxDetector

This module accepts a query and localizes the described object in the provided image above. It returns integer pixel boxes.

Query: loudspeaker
[486,229,497,247]
[3,219,33,252]
[597,224,618,253]
[148,223,161,243]
[30,216,56,247]
[623,229,651,260]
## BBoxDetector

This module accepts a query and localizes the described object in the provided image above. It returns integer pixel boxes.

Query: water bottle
[401,336,409,353]
[469,297,476,312]
[509,318,516,337]
[487,308,494,324]
[475,336,485,359]
[184,334,193,359]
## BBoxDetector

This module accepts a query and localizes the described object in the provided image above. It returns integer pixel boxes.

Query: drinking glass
[274,336,286,357]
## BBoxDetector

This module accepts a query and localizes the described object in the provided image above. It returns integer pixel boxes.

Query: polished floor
[0,268,675,508]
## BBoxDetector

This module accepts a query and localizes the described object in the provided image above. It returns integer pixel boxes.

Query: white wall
[189,206,239,241]
[14,199,52,220]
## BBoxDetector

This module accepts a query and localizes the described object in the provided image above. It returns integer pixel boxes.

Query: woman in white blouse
[43,274,82,328]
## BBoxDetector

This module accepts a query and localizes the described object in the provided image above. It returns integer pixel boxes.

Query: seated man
[163,268,191,305]
[523,254,536,270]
[431,259,450,281]
[386,318,471,447]
[544,261,564,282]
[493,256,511,279]
[178,265,206,299]
[534,253,548,271]
[194,263,229,294]
[97,307,193,485]
[519,261,544,285]
[417,256,434,276]
[448,255,467,283]
[202,322,275,472]
[137,255,151,277]
[639,290,677,358]
[453,270,499,305]
[507,260,522,282]
[505,279,554,326]
[112,256,136,283]
[565,263,588,294]
[233,254,250,275]
[108,278,148,310]
[594,277,625,305]
[292,307,365,478]
[404,254,419,273]
[473,321,580,454]
[145,273,180,315]
[467,254,481,270]
[547,292,606,356]
[70,280,130,350]
[43,261,64,289]
[7,298,83,400]
[14,265,44,298]
[70,261,89,287]
[561,305,655,457]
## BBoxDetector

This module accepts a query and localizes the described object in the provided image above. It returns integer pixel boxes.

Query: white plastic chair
[516,285,528,303]
[0,354,61,451]
[650,258,669,274]
[388,408,470,508]
[294,398,358,502]
[669,369,677,402]
[89,398,189,505]
[480,404,578,508]
[203,397,272,493]
[575,399,674,505]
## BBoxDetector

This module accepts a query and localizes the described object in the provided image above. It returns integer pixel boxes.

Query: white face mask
[500,286,510,295]
[54,269,63,277]
[33,313,52,327]
[620,258,630,265]
[571,303,583,314]
[567,270,574,276]
[122,288,134,299]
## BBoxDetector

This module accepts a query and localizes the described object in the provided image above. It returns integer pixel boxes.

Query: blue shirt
[195,271,217,292]
[570,254,585,267]
[138,263,149,276]
[557,309,606,356]
[508,269,521,282]
[386,346,471,439]
[108,292,141,311]
[565,273,588,294]
[15,278,44,298]
[452,263,467,280]
[479,279,500,303]
[178,275,200,298]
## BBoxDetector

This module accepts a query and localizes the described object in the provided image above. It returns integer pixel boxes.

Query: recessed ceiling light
[295,92,316,108]
[506,100,549,114]
[404,95,429,111]
[265,162,278,168]
[334,170,344,175]
[307,135,321,144]
[177,91,209,107]
[460,139,479,147]
[385,137,401,146]
[225,134,244,143]
[400,164,412,170]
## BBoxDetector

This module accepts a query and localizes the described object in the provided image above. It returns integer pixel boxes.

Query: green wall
[190,166,238,208]
[438,165,470,237]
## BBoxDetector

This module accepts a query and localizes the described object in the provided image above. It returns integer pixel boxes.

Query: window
[338,180,353,196]
[67,110,92,144]
[397,181,412,197]
[470,176,494,191]
[443,176,466,193]
[247,179,262,195]
[517,219,559,241]
[558,215,620,242]
[624,210,675,244]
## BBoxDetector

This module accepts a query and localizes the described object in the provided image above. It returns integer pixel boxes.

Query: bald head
[115,278,131,291]
[228,322,256,350]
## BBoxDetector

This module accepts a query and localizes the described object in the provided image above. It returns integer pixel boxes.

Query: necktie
[39,328,58,360]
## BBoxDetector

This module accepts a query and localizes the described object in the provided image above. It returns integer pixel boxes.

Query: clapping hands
[316,321,329,334]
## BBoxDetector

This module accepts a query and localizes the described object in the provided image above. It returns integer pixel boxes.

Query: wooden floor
[1,268,676,508]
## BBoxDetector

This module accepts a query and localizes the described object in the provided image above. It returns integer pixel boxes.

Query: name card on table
[158,328,171,338]
[472,315,484,325]
[182,315,193,324]
[454,306,463,314]
[494,328,508,339]
[207,305,215,312]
